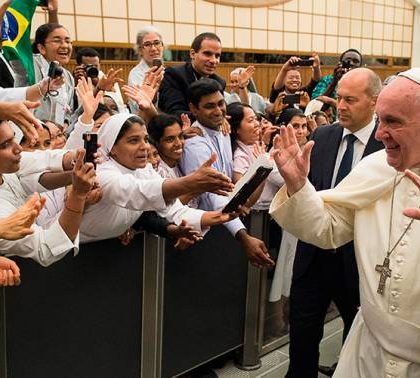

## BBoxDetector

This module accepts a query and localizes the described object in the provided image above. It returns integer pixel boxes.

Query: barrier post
[237,211,268,370]
[141,233,166,378]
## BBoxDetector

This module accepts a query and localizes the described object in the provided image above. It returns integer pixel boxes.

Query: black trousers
[285,249,360,378]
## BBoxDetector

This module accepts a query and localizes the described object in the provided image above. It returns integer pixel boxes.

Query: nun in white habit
[78,113,235,243]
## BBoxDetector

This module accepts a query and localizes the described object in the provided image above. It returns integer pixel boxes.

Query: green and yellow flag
[2,0,38,84]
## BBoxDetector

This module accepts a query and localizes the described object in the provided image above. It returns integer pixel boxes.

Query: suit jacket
[158,62,226,118]
[292,121,384,288]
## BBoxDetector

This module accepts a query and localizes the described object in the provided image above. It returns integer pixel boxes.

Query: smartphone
[152,58,162,68]
[222,166,273,213]
[82,132,98,168]
[37,0,48,6]
[283,93,300,105]
[297,58,313,66]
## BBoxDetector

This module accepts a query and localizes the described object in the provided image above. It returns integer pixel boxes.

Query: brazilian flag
[2,0,38,85]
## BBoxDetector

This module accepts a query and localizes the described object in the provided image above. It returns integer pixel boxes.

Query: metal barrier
[0,213,282,377]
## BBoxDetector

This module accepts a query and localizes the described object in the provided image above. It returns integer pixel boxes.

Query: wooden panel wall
[66,60,408,100]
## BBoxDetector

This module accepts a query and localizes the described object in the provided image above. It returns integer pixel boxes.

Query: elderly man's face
[375,77,420,171]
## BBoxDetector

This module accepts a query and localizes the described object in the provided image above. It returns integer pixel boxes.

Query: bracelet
[37,82,44,98]
[64,203,83,214]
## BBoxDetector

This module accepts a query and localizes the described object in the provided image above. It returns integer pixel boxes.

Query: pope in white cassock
[269,68,420,377]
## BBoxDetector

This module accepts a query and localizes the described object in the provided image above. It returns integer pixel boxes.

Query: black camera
[85,64,99,79]
[37,0,48,7]
[48,61,64,79]
[341,60,352,69]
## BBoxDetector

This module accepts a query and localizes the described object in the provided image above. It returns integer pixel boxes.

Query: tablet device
[222,165,273,213]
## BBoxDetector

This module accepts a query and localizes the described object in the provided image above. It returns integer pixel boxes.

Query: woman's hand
[97,68,124,92]
[0,193,45,240]
[77,77,104,122]
[0,256,20,286]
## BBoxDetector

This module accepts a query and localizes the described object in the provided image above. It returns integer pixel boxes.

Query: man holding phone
[269,54,321,113]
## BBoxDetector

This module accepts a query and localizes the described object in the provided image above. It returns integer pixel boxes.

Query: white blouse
[78,159,206,243]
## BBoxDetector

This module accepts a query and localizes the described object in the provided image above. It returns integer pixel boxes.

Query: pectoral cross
[375,257,392,295]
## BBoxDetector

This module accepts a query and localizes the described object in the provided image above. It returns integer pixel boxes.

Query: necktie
[334,134,358,187]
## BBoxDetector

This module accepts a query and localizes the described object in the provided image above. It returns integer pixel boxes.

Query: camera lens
[48,61,64,79]
[85,65,99,78]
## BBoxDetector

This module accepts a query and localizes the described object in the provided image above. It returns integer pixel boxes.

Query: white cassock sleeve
[269,150,396,250]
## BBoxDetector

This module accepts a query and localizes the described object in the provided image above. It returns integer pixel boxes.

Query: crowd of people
[1,1,420,376]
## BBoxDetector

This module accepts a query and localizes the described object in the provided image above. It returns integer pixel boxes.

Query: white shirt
[77,159,206,243]
[331,118,376,187]
[0,150,78,267]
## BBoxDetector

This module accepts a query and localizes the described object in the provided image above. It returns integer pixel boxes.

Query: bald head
[339,67,382,97]
[336,67,381,132]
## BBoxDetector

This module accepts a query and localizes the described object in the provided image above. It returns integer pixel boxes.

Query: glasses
[142,40,163,49]
[45,37,72,45]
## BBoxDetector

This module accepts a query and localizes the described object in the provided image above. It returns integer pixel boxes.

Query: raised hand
[271,125,314,195]
[71,149,96,196]
[238,65,255,88]
[403,169,420,220]
[0,101,42,145]
[221,116,231,136]
[252,141,266,158]
[97,68,124,92]
[0,256,20,286]
[191,152,234,196]
[0,193,45,240]
[122,84,153,111]
[77,77,103,121]
[180,113,191,131]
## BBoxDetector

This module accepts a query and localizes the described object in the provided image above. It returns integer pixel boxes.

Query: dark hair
[114,115,145,144]
[187,78,223,107]
[32,23,66,53]
[226,102,254,149]
[93,103,114,121]
[21,122,51,145]
[276,108,304,126]
[191,32,221,52]
[148,113,182,146]
[76,47,100,64]
[339,48,363,65]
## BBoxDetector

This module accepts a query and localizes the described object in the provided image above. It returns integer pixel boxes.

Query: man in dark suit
[285,68,384,378]
[158,32,225,119]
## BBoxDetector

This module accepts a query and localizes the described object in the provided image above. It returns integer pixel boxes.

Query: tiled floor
[214,317,344,378]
